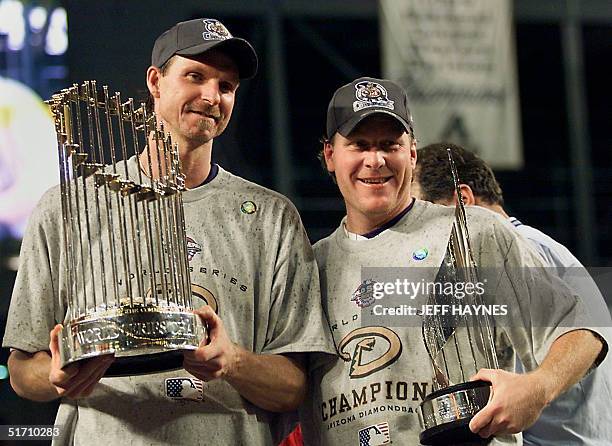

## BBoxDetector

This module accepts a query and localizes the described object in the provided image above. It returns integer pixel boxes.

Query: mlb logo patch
[358,421,390,446]
[165,377,204,401]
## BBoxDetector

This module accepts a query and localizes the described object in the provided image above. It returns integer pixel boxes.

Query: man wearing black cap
[300,77,606,445]
[4,18,334,445]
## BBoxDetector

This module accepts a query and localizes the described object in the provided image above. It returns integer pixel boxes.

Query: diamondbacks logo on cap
[186,236,202,261]
[165,377,204,401]
[202,19,231,41]
[353,81,394,112]
[358,421,391,446]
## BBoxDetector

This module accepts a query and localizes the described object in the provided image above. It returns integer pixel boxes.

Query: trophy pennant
[419,149,499,445]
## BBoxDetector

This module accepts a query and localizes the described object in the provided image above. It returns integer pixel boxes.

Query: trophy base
[105,349,188,377]
[419,381,492,446]
[59,302,205,377]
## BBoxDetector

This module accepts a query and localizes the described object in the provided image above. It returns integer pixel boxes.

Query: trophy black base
[105,350,186,377]
[419,381,492,446]
[420,418,491,446]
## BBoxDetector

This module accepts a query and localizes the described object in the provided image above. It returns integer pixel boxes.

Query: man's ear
[146,66,161,99]
[454,184,476,205]
[323,142,335,173]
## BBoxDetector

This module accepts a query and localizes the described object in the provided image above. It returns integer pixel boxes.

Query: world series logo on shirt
[358,421,390,446]
[186,236,202,261]
[351,279,377,308]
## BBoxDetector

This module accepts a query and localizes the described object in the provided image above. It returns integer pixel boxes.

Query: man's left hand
[468,368,551,438]
[183,305,238,381]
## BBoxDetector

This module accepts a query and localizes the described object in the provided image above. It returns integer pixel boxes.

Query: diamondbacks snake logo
[338,326,402,379]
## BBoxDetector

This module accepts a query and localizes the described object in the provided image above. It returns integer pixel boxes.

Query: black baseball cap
[152,18,258,79]
[326,77,414,139]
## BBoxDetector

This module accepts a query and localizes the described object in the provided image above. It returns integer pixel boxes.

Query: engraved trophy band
[59,303,205,376]
[420,381,491,445]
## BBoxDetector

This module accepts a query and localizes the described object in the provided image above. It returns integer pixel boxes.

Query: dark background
[1,1,611,441]
[62,1,612,254]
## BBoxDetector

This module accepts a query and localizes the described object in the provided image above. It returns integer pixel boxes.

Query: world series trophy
[47,81,204,376]
[419,150,498,445]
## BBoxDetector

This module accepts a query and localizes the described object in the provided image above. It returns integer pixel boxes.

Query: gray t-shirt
[302,200,602,446]
[3,157,335,445]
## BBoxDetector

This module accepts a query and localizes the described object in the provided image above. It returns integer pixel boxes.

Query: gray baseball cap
[152,18,258,79]
[326,77,414,139]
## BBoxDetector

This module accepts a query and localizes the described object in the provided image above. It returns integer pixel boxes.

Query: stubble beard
[183,103,225,145]
[180,117,220,146]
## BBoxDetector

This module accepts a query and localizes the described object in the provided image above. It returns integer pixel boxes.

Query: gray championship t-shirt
[302,200,605,446]
[3,157,335,445]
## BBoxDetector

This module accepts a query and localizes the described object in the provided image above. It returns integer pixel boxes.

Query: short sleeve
[476,219,607,370]
[2,189,65,353]
[261,205,335,356]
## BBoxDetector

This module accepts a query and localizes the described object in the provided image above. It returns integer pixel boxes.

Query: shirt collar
[343,198,416,240]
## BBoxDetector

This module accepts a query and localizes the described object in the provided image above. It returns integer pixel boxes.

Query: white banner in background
[380,0,523,169]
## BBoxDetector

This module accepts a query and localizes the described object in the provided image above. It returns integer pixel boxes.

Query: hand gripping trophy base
[59,301,206,377]
[419,380,492,446]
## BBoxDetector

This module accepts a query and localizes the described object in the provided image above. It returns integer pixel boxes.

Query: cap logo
[202,19,231,41]
[353,81,394,112]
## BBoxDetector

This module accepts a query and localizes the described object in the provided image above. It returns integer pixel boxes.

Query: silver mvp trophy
[419,150,498,445]
[47,81,204,376]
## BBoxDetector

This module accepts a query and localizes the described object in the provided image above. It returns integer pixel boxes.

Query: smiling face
[146,50,239,150]
[324,114,417,231]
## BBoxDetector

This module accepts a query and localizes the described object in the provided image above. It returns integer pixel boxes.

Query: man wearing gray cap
[300,77,606,445]
[4,18,334,445]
